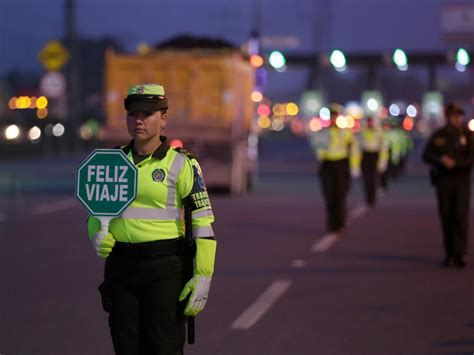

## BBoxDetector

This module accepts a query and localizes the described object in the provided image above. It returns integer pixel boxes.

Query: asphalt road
[0,132,473,355]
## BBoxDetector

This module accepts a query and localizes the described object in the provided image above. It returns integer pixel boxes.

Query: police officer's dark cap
[445,102,464,117]
[124,84,168,113]
[329,103,343,115]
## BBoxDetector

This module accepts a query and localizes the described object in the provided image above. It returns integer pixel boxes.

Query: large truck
[102,41,257,194]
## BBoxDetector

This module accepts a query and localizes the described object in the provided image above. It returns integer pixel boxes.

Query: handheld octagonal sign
[76,149,137,217]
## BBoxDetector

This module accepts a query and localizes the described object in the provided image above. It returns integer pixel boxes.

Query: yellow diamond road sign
[38,40,70,72]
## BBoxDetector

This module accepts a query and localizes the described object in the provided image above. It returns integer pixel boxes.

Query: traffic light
[456,48,470,66]
[329,50,347,72]
[268,51,286,71]
[393,49,408,71]
[455,48,470,72]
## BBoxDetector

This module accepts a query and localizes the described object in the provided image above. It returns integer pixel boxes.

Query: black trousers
[380,150,392,190]
[99,239,186,355]
[361,152,379,206]
[320,159,350,232]
[435,176,471,259]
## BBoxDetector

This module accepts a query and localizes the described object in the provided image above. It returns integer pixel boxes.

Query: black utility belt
[113,238,183,258]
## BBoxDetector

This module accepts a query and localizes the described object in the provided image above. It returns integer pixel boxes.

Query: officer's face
[448,113,463,129]
[126,110,167,142]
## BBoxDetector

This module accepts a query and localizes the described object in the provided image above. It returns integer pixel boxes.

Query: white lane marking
[311,232,339,253]
[231,280,292,330]
[347,202,368,223]
[291,259,306,268]
[32,198,79,215]
[0,213,7,222]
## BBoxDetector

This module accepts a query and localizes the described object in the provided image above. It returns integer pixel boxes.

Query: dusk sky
[0,0,460,76]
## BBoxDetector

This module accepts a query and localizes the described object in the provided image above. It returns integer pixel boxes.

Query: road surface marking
[32,198,78,215]
[231,280,292,330]
[348,202,368,223]
[311,232,339,253]
[291,259,306,268]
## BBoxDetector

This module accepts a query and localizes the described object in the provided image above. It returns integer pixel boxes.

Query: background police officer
[87,84,217,354]
[422,102,474,268]
[358,115,388,207]
[314,104,360,234]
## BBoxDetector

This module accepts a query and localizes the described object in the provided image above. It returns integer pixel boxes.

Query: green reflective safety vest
[359,128,389,171]
[396,128,412,157]
[359,128,384,152]
[386,129,402,165]
[314,126,360,172]
[87,141,215,243]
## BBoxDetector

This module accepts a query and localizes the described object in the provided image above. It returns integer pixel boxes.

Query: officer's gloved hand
[91,232,116,259]
[179,238,217,316]
[377,162,388,173]
[351,167,361,178]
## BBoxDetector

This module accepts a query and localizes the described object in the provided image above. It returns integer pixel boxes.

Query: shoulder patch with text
[186,163,211,210]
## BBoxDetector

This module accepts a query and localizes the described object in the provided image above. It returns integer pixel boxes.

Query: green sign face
[76,149,137,216]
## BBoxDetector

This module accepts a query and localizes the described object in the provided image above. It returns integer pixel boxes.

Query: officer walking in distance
[87,84,217,354]
[358,115,388,207]
[314,104,360,235]
[422,102,474,268]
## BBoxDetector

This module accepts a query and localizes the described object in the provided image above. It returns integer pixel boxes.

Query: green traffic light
[456,48,470,66]
[393,49,408,68]
[268,51,286,70]
[330,50,347,70]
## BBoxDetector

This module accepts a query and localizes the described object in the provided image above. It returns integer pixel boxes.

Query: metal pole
[248,0,261,56]
[367,65,376,91]
[65,0,81,152]
[428,63,437,91]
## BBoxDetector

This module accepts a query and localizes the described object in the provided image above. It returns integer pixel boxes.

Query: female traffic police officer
[87,84,217,354]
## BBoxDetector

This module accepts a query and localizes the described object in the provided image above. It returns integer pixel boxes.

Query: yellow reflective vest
[87,138,215,243]
[314,126,360,173]
[359,127,389,172]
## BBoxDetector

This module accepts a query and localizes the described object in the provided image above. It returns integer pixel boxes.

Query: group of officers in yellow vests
[309,103,412,234]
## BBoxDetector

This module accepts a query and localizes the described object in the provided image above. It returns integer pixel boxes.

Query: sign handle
[97,216,113,240]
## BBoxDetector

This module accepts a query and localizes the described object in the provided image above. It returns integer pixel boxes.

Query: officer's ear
[160,110,168,129]
[160,110,168,122]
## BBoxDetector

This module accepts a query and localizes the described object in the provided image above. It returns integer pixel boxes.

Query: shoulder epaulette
[174,147,197,160]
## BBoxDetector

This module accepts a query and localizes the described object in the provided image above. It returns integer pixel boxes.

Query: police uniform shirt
[423,125,474,177]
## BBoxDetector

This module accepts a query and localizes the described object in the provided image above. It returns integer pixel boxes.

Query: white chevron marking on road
[348,202,368,222]
[231,280,292,330]
[291,259,307,268]
[311,233,339,253]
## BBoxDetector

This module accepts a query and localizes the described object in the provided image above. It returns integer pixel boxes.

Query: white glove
[351,168,361,178]
[179,276,212,316]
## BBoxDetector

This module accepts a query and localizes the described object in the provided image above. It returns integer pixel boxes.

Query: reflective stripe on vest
[361,130,381,152]
[121,207,181,220]
[167,153,185,208]
[194,225,214,238]
[192,209,214,218]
